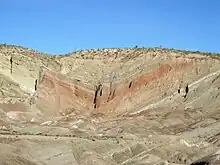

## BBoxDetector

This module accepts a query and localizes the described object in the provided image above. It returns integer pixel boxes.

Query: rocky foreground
[0,44,220,164]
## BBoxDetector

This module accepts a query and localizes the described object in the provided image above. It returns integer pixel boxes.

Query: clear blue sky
[1,0,219,54]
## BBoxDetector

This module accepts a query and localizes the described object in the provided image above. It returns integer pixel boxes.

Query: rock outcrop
[1,44,220,165]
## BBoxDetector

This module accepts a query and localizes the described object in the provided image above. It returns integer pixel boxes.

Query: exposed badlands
[0,44,220,164]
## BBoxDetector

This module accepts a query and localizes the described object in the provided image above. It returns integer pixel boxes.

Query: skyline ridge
[1,43,220,56]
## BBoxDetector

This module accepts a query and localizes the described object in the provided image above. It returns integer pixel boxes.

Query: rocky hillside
[1,44,220,165]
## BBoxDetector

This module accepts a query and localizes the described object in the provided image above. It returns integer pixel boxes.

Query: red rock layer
[34,59,193,116]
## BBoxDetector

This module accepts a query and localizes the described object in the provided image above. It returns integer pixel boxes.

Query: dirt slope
[0,44,220,165]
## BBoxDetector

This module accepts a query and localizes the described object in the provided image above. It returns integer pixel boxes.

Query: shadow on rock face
[190,151,220,165]
[191,161,209,165]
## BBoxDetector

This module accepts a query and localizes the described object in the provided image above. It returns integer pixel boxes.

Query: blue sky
[0,0,219,54]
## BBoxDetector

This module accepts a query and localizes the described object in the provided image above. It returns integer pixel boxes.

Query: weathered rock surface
[1,44,220,164]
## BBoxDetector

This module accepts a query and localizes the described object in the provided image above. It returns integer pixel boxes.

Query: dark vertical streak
[94,84,102,109]
[100,87,103,96]
[35,79,38,91]
[129,81,133,88]
[10,56,13,74]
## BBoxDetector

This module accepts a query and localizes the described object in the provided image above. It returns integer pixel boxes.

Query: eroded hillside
[0,44,220,165]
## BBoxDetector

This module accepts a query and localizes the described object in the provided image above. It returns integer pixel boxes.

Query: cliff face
[31,48,220,118]
[1,45,220,165]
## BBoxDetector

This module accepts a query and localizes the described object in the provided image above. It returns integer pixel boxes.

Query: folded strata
[1,45,220,119]
[1,45,220,164]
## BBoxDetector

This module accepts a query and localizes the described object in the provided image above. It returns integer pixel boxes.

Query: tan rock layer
[34,59,193,116]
